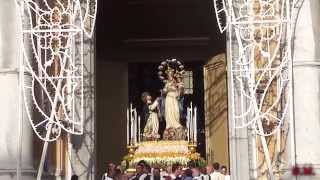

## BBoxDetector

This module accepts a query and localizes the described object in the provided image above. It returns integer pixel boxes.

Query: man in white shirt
[102,163,116,180]
[209,163,224,180]
[221,166,230,180]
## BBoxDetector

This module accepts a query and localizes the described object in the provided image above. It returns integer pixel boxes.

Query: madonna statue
[163,69,182,129]
[158,59,186,140]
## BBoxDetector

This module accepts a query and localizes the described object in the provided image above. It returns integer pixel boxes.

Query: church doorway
[95,0,228,178]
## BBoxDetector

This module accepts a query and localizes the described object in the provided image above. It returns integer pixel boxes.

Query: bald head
[206,164,214,174]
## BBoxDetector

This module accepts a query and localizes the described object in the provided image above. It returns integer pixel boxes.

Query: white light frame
[15,0,97,179]
[214,0,298,178]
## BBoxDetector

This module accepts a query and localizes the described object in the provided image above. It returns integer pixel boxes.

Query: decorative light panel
[16,0,97,141]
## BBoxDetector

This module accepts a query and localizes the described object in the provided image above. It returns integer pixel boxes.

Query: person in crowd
[199,167,208,180]
[114,165,126,180]
[205,163,214,180]
[131,161,150,180]
[171,163,182,180]
[220,166,230,180]
[209,162,224,180]
[144,164,152,180]
[71,175,78,180]
[153,167,161,180]
[182,168,193,180]
[102,163,116,180]
[191,167,201,179]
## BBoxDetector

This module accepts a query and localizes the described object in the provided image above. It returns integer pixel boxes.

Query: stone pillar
[0,0,35,180]
[69,36,96,180]
[293,0,320,178]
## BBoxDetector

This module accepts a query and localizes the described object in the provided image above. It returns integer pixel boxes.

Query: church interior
[96,0,228,178]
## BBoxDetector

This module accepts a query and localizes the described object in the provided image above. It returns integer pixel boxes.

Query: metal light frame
[213,0,301,178]
[15,0,97,179]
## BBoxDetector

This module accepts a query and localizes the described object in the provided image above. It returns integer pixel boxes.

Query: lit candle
[127,108,129,146]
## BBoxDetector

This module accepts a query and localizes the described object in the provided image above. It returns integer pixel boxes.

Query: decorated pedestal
[124,140,201,168]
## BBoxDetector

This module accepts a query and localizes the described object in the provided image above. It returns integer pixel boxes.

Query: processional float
[15,0,97,179]
[124,59,202,168]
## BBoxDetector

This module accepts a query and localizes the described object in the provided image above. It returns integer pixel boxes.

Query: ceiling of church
[96,0,225,61]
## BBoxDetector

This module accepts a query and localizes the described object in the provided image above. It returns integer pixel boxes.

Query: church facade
[0,0,319,180]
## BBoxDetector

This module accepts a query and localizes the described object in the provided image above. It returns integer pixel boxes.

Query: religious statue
[141,92,160,140]
[158,59,187,140]
[162,69,182,129]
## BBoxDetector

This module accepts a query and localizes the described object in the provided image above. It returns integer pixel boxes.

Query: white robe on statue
[163,81,181,129]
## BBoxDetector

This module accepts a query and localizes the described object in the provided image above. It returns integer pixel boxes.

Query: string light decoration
[15,0,96,179]
[16,0,96,141]
[213,0,303,179]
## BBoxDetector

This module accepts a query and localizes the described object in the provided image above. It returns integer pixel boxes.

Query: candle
[130,106,133,145]
[190,102,193,142]
[194,107,197,143]
[186,108,190,142]
[134,109,137,145]
[138,116,140,143]
[127,108,129,145]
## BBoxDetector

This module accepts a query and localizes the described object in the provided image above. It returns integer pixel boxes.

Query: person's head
[184,168,193,177]
[144,164,151,174]
[153,167,161,177]
[213,162,220,171]
[165,165,172,174]
[172,163,182,176]
[71,175,78,180]
[114,165,123,177]
[191,167,200,177]
[107,163,116,176]
[141,92,151,103]
[206,164,214,174]
[135,164,144,175]
[220,165,228,175]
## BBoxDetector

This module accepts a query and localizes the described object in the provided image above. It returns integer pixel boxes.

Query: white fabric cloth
[224,175,230,180]
[130,173,148,180]
[209,172,225,180]
[102,173,113,180]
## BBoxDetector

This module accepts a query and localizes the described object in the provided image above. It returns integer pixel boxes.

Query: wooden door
[204,53,229,168]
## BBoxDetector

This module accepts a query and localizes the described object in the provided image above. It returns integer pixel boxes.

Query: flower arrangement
[124,140,202,168]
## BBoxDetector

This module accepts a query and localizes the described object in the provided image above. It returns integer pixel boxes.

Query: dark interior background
[96,0,226,178]
[96,0,225,61]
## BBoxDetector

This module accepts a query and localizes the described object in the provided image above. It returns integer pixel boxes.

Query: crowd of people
[101,161,230,180]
